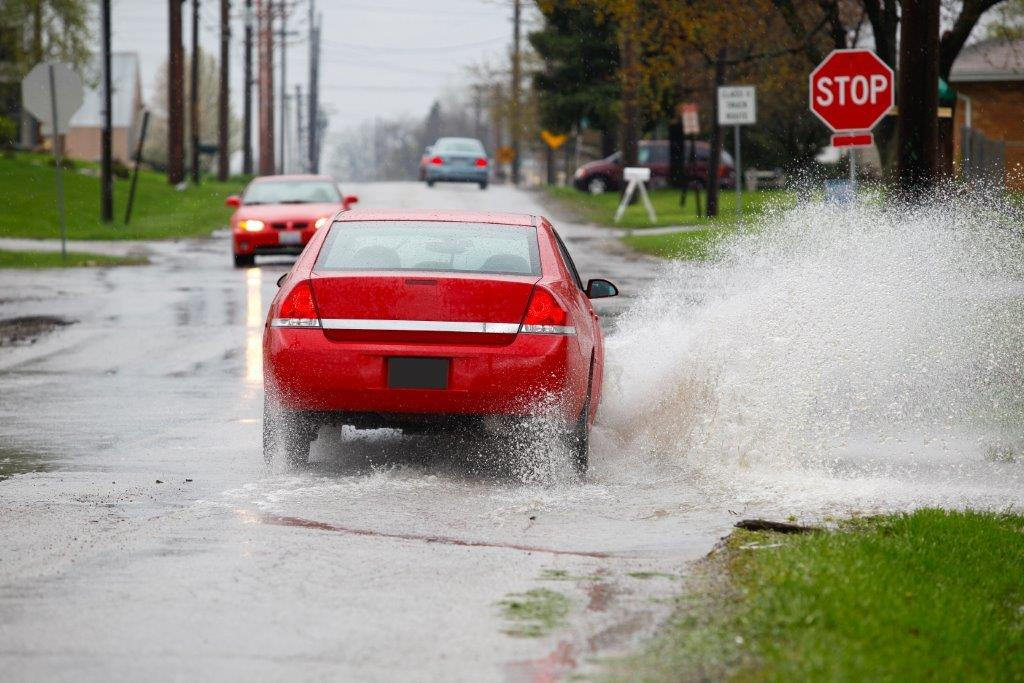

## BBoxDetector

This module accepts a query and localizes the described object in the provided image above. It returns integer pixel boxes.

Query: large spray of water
[596,191,1024,510]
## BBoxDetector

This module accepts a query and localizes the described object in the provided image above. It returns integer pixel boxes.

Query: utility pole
[706,48,726,218]
[510,0,521,185]
[282,92,290,173]
[897,0,940,195]
[168,0,185,185]
[308,0,319,173]
[295,83,304,172]
[100,0,113,222]
[242,0,254,174]
[190,0,201,184]
[258,0,275,175]
[218,0,230,181]
[277,0,287,174]
[619,5,639,170]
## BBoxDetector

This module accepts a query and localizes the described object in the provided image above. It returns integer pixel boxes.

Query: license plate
[279,231,302,245]
[387,357,449,389]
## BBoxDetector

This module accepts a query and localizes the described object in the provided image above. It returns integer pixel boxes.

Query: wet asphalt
[0,182,734,681]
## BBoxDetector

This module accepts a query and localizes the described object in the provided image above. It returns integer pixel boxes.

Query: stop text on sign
[808,48,894,133]
[813,74,889,108]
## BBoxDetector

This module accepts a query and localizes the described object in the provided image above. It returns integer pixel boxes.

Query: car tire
[426,180,435,187]
[263,397,316,467]
[234,253,255,268]
[587,176,608,195]
[479,181,488,190]
[568,402,590,476]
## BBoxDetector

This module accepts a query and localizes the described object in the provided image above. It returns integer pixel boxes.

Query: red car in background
[572,139,736,195]
[263,210,618,474]
[226,174,358,267]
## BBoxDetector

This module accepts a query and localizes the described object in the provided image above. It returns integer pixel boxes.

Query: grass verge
[622,228,732,260]
[497,587,572,638]
[0,249,148,268]
[607,509,1024,681]
[544,186,792,230]
[0,152,246,240]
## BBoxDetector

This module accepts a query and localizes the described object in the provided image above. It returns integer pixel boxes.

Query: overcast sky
[108,0,536,163]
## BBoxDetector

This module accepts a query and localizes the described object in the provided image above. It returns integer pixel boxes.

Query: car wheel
[479,181,488,190]
[263,397,316,467]
[587,176,608,195]
[568,403,590,476]
[426,180,435,187]
[234,253,255,268]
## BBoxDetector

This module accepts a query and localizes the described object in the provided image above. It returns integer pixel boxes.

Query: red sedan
[262,210,618,473]
[226,174,358,267]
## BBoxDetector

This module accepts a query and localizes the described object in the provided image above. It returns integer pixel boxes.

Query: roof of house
[69,52,141,128]
[949,38,1024,83]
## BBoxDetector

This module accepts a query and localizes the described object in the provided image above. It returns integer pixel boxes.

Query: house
[949,39,1024,189]
[63,52,144,164]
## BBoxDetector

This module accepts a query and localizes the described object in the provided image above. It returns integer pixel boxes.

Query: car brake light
[271,280,321,328]
[431,156,444,165]
[521,287,575,335]
[475,158,488,167]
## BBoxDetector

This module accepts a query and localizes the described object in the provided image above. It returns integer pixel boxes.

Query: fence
[960,127,1005,187]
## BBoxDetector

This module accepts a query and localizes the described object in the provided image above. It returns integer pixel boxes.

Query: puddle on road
[0,444,56,481]
[0,315,73,347]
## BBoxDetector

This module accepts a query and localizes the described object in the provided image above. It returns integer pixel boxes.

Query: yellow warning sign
[540,130,567,150]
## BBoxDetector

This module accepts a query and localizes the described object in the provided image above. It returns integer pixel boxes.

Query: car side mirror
[344,195,359,206]
[276,272,288,288]
[586,278,618,299]
[225,195,241,208]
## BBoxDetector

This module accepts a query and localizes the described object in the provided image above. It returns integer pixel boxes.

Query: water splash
[597,189,1024,511]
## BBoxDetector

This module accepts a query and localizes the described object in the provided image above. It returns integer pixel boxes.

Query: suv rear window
[317,221,540,276]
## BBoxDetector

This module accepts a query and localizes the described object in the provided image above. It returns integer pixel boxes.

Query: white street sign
[21,62,84,135]
[717,85,756,126]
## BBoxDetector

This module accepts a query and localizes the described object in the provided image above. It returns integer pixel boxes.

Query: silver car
[424,137,490,190]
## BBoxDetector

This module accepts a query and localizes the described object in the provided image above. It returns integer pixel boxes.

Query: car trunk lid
[309,273,539,344]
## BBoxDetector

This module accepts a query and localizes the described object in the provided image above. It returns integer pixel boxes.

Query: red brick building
[949,39,1024,189]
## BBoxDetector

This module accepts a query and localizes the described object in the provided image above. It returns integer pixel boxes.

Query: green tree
[0,0,93,74]
[529,2,621,155]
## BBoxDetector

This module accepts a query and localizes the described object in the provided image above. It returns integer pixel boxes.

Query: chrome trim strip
[520,324,576,335]
[270,318,321,328]
[320,319,521,334]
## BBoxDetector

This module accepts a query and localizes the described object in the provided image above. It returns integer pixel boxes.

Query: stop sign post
[21,62,84,259]
[809,49,894,182]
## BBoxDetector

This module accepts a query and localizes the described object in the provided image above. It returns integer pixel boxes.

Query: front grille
[271,221,309,230]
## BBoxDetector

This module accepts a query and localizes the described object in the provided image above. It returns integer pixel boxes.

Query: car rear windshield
[433,139,486,155]
[316,221,540,276]
[243,180,340,205]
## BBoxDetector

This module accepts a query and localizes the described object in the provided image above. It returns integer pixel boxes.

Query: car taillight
[520,287,575,335]
[431,156,444,165]
[270,280,321,328]
[475,158,488,167]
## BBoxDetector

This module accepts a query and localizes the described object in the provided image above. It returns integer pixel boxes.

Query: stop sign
[809,49,894,132]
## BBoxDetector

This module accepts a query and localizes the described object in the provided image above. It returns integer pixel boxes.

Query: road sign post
[21,63,84,260]
[809,49,894,189]
[717,86,756,217]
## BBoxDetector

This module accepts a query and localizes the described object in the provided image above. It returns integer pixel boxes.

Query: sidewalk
[0,238,155,258]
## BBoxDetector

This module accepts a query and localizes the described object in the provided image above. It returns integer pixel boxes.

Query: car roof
[251,174,336,183]
[334,210,537,227]
[433,137,485,146]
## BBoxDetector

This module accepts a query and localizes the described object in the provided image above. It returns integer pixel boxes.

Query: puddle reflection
[245,268,263,386]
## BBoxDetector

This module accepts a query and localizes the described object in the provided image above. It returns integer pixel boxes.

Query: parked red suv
[572,140,735,194]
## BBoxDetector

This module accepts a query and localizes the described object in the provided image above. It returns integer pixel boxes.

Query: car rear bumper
[425,167,488,183]
[264,328,586,421]
[233,229,313,256]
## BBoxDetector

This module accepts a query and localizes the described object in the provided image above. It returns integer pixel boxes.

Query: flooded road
[2,183,1021,681]
[0,183,730,681]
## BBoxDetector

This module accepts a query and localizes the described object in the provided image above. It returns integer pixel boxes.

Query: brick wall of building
[952,81,1024,189]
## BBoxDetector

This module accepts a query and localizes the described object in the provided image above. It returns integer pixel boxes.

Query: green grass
[610,509,1024,681]
[0,152,247,240]
[545,186,792,230]
[497,588,572,638]
[0,249,148,268]
[622,227,733,260]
